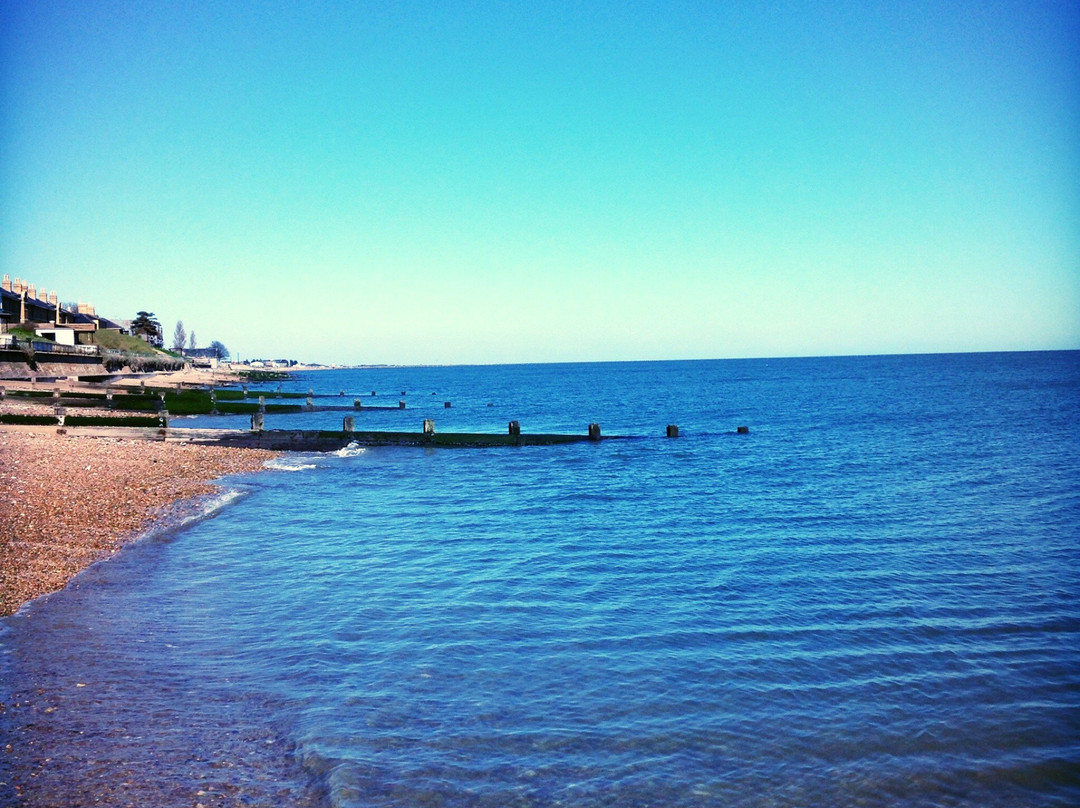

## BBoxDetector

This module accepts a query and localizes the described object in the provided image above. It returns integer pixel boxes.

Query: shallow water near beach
[3,352,1079,807]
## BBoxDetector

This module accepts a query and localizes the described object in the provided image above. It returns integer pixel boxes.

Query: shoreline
[0,428,279,617]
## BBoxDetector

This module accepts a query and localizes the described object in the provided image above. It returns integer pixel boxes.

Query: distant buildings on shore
[241,359,300,368]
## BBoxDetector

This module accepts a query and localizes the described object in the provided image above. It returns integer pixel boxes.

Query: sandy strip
[0,429,279,617]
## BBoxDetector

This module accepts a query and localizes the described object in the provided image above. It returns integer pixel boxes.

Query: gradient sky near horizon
[1,1,1077,365]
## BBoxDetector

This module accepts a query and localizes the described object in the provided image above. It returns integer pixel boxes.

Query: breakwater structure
[0,381,634,450]
[0,422,615,450]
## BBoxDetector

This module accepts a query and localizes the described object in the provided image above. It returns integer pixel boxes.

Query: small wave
[265,457,318,472]
[333,441,366,458]
[144,488,249,541]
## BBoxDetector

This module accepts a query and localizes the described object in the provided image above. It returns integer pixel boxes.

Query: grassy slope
[92,330,162,355]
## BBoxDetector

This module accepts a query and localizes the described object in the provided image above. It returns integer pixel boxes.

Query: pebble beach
[0,428,278,617]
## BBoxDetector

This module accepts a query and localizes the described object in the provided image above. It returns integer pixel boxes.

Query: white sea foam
[333,441,366,458]
[264,456,318,472]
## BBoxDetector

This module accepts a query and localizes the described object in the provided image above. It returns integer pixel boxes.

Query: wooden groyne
[0,424,616,450]
[182,427,611,450]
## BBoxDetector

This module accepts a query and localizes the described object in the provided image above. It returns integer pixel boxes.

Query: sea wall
[0,349,108,380]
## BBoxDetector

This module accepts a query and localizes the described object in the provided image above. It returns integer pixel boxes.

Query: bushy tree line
[102,351,186,373]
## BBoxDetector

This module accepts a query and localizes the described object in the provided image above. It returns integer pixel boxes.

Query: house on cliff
[1,274,125,344]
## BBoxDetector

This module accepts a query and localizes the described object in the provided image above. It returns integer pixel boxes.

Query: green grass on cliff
[92,330,162,355]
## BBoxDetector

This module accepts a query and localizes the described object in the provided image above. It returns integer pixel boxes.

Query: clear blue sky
[2,1,1077,365]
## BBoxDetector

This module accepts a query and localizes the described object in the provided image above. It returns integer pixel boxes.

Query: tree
[172,320,187,353]
[188,331,197,351]
[131,311,163,347]
[208,340,230,361]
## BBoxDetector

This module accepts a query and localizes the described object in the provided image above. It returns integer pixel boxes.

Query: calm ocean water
[2,352,1078,807]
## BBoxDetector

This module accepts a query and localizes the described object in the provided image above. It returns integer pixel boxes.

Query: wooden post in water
[666,424,679,438]
[259,395,266,413]
[251,412,264,431]
[444,401,452,408]
[354,399,363,410]
[737,425,750,434]
[343,415,355,434]
[399,400,406,409]
[588,423,602,441]
[423,419,435,436]
[55,406,65,427]
[508,420,521,436]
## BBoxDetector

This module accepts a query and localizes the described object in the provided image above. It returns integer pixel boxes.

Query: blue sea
[2,351,1079,807]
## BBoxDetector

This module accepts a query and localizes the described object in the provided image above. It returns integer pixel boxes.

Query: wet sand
[0,429,278,617]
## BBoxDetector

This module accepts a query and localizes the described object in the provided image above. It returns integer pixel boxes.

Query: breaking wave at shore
[263,442,365,473]
[265,456,319,472]
[144,487,250,539]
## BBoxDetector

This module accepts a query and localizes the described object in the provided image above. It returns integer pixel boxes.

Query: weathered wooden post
[444,401,452,408]
[210,390,217,414]
[343,415,355,433]
[737,425,750,434]
[259,395,266,413]
[176,382,182,391]
[55,406,65,427]
[243,384,248,397]
[588,423,601,441]
[372,390,377,396]
[106,388,114,408]
[423,419,435,436]
[52,389,60,402]
[398,400,406,409]
[251,412,264,431]
[159,411,169,429]
[354,399,363,410]
[306,392,314,409]
[666,424,679,438]
[0,386,5,401]
[508,420,521,436]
